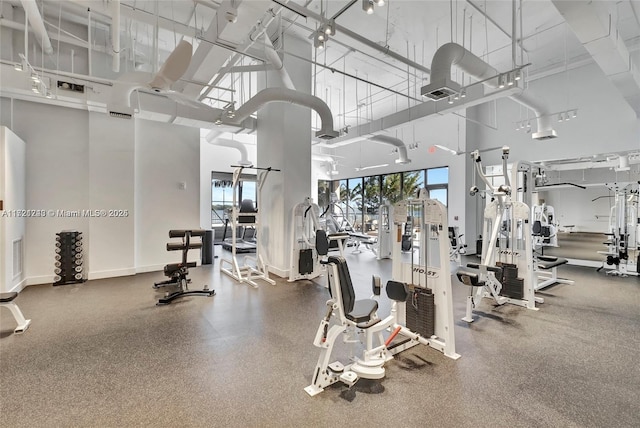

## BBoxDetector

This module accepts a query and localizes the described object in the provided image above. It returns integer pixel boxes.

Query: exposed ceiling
[1,0,639,137]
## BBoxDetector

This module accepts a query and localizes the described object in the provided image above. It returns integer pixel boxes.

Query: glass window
[347,178,363,232]
[429,188,448,206]
[427,167,448,185]
[317,180,331,209]
[402,170,424,200]
[363,176,381,233]
[240,180,257,206]
[211,178,234,226]
[382,173,402,204]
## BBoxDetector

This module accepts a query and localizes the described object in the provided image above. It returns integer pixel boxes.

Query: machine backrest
[386,280,408,302]
[240,199,257,213]
[327,255,355,314]
[315,229,329,256]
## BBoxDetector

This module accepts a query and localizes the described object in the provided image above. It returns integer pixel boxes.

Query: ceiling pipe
[424,42,556,139]
[205,135,252,166]
[369,135,411,164]
[222,87,338,139]
[110,0,120,72]
[270,0,430,74]
[263,34,296,90]
[20,0,53,55]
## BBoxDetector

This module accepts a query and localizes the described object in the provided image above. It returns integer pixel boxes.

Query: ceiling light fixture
[434,144,458,155]
[14,63,23,71]
[376,0,385,5]
[514,69,521,81]
[498,74,505,89]
[355,163,389,172]
[507,72,514,86]
[447,96,454,104]
[460,88,466,98]
[362,0,374,14]
[558,113,564,122]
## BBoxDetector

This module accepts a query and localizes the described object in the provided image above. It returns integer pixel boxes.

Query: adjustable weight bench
[0,292,31,334]
[154,230,216,305]
[535,255,573,290]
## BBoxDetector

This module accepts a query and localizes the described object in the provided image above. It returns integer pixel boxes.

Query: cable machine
[289,197,327,282]
[457,148,540,323]
[597,181,640,276]
[220,165,279,288]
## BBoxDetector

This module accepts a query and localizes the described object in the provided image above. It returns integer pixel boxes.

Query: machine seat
[346,299,379,324]
[0,292,18,303]
[537,256,568,270]
[456,269,484,287]
[466,262,503,277]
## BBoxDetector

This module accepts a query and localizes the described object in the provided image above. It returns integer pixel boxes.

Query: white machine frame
[289,197,324,282]
[460,148,540,323]
[598,182,639,277]
[220,165,278,288]
[391,193,460,358]
[305,193,460,397]
[375,202,393,260]
[0,292,31,333]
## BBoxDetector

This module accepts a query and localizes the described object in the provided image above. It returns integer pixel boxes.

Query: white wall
[1,98,202,284]
[17,101,91,284]
[88,112,135,278]
[135,119,200,272]
[0,127,26,292]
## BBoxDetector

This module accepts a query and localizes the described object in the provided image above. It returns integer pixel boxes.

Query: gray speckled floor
[1,247,639,427]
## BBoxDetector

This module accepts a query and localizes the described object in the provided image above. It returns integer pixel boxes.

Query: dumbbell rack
[53,231,86,286]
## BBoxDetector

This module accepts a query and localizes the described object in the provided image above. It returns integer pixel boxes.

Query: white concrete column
[257,35,312,276]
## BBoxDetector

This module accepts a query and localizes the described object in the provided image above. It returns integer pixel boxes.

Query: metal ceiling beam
[323,83,521,147]
[270,0,431,74]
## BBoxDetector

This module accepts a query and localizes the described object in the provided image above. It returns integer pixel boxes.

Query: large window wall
[318,167,449,234]
[211,172,257,227]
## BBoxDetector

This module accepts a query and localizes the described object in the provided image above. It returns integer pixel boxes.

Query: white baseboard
[26,275,55,286]
[135,264,165,274]
[88,268,136,280]
[8,278,27,293]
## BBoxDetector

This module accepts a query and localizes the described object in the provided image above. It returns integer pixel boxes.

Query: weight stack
[405,286,435,338]
[53,231,86,286]
[496,262,523,299]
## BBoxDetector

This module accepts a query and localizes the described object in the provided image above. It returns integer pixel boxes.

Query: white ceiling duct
[421,42,556,140]
[205,135,252,166]
[222,87,338,139]
[108,40,194,118]
[20,0,53,55]
[369,135,411,164]
[263,34,296,90]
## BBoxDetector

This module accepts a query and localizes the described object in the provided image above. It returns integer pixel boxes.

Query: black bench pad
[0,292,18,303]
[537,256,568,269]
[346,299,379,324]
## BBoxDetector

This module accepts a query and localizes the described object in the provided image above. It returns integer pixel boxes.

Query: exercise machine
[511,160,574,288]
[289,197,329,282]
[531,201,559,249]
[597,182,640,276]
[153,230,215,305]
[448,226,466,265]
[305,192,460,396]
[457,148,540,323]
[0,292,31,333]
[220,165,279,287]
[390,192,459,358]
[304,255,459,396]
[375,202,393,260]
